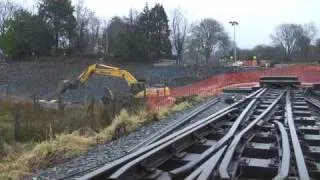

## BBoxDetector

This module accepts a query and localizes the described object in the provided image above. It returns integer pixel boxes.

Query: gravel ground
[33,94,244,180]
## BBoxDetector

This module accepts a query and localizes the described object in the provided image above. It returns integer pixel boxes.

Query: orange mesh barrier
[148,65,320,108]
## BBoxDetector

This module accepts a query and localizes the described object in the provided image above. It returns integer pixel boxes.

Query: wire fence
[147,64,320,108]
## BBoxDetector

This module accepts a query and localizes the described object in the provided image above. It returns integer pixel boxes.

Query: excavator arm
[78,64,139,85]
[58,64,169,97]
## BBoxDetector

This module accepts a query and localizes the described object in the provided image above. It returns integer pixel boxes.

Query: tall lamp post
[229,21,238,63]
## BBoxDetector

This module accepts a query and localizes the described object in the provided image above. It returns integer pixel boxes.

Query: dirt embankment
[0,58,252,104]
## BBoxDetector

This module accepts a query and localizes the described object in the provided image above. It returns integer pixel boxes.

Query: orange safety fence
[147,65,320,109]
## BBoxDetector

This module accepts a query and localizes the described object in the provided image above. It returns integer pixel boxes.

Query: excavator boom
[78,64,138,85]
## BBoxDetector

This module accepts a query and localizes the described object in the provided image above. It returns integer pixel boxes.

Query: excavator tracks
[75,77,320,180]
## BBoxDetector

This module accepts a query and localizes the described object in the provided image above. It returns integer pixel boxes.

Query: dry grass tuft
[171,101,192,112]
[0,132,96,179]
[156,108,170,119]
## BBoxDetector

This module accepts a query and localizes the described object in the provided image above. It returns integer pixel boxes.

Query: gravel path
[34,94,240,180]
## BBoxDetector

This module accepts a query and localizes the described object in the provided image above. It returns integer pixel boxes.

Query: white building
[0,48,4,61]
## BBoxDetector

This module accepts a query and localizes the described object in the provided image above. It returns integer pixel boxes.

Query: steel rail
[286,91,310,180]
[273,120,290,180]
[184,146,227,180]
[168,88,267,178]
[304,97,320,109]
[77,88,265,180]
[108,108,237,180]
[304,89,320,109]
[218,91,284,179]
[139,87,264,150]
[127,97,220,153]
[78,108,238,180]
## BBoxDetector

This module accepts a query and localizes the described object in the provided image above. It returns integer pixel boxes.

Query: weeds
[0,133,95,179]
[0,96,204,179]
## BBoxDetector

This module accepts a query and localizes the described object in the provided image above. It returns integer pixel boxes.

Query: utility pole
[229,21,239,63]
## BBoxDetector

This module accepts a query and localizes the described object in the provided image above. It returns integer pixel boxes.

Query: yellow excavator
[58,64,170,98]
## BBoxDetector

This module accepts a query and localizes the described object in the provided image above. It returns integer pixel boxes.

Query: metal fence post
[156,90,160,110]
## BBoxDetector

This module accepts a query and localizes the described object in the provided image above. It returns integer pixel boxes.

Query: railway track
[75,77,320,180]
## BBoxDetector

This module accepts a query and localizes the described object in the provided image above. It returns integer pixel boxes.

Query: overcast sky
[18,0,320,49]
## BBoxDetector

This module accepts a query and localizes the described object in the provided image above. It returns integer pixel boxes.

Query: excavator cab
[130,82,146,96]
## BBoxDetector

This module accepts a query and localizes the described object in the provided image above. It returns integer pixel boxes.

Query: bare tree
[190,18,229,65]
[0,0,18,35]
[87,12,100,53]
[124,8,138,60]
[171,8,187,64]
[101,20,108,55]
[271,24,304,62]
[74,0,92,53]
[297,23,317,61]
[186,36,202,65]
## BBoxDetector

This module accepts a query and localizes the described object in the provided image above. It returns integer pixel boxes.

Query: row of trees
[0,0,231,64]
[102,4,230,64]
[107,4,172,63]
[238,23,319,63]
[1,0,319,63]
[0,0,103,59]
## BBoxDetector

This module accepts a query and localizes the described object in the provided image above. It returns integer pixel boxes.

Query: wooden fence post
[91,98,95,129]
[58,95,65,113]
[112,96,117,118]
[0,128,4,154]
[6,83,9,100]
[13,106,21,141]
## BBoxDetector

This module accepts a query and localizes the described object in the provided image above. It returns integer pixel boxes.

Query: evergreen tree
[135,3,152,62]
[0,10,53,59]
[149,3,172,61]
[134,3,172,63]
[38,0,76,54]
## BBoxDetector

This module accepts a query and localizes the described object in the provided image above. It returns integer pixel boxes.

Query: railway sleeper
[293,110,312,117]
[293,105,309,111]
[293,101,308,106]
[259,123,275,131]
[306,146,320,161]
[298,126,320,134]
[242,142,278,159]
[251,131,277,143]
[236,157,278,179]
[294,117,317,126]
[229,127,281,179]
[304,134,320,146]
